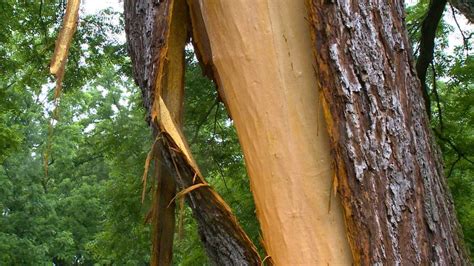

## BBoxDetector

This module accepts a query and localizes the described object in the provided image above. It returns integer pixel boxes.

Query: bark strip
[50,0,80,89]
[45,0,81,179]
[155,98,261,265]
[306,0,470,264]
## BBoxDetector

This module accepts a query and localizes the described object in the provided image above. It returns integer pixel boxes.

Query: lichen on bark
[306,0,469,264]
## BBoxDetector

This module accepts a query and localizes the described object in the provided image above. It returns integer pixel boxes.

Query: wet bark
[306,0,470,264]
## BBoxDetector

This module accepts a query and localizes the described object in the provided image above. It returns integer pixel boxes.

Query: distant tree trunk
[124,0,470,265]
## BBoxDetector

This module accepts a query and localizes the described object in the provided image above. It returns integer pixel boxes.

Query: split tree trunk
[124,0,470,265]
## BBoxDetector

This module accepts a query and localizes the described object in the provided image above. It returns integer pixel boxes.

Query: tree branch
[449,3,471,55]
[433,128,474,166]
[431,63,444,132]
[190,99,218,145]
[446,154,461,178]
[415,0,447,117]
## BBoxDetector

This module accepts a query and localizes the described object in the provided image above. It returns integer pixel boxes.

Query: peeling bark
[124,0,470,264]
[306,0,470,264]
[150,153,176,265]
[152,97,261,265]
[46,0,81,179]
[124,0,260,264]
[50,0,80,89]
[190,1,352,264]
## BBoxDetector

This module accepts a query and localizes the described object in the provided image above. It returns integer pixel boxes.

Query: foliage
[0,1,152,264]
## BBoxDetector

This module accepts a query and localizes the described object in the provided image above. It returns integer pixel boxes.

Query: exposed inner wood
[156,97,261,265]
[45,0,81,179]
[50,0,80,82]
[124,0,261,263]
[150,0,188,263]
[196,1,352,264]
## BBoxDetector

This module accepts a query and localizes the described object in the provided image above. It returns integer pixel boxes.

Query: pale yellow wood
[196,1,353,264]
[158,97,203,180]
[50,0,80,76]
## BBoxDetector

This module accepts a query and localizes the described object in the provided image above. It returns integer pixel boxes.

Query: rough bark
[306,0,470,264]
[449,0,474,23]
[124,1,177,264]
[124,0,260,264]
[124,0,470,264]
[151,99,261,265]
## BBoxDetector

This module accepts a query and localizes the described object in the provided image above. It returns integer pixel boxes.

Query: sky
[81,0,472,50]
[82,0,122,15]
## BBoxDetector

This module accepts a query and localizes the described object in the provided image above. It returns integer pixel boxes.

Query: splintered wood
[50,0,80,96]
[124,0,261,264]
[45,0,81,178]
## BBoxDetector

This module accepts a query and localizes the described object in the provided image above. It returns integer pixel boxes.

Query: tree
[406,0,474,256]
[123,0,471,265]
[4,0,468,264]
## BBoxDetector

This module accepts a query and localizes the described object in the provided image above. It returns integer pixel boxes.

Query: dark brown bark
[124,0,260,264]
[124,2,177,264]
[449,0,474,23]
[306,0,469,264]
[156,133,261,265]
[416,0,447,116]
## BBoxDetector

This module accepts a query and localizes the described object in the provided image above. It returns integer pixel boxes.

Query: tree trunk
[124,0,470,265]
[306,0,469,264]
[190,1,351,264]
